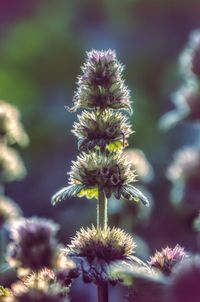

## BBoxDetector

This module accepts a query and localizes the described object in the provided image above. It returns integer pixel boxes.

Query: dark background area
[1,0,200,300]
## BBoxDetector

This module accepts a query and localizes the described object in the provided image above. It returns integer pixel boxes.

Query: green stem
[97,283,108,302]
[97,190,107,229]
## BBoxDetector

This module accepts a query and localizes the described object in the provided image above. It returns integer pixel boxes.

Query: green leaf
[78,187,98,199]
[51,184,85,205]
[122,184,149,206]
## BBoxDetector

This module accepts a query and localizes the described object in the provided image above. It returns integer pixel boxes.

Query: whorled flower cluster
[72,109,133,151]
[7,217,61,272]
[52,49,149,210]
[52,151,148,205]
[11,269,69,302]
[64,226,137,285]
[69,50,132,113]
[149,245,187,276]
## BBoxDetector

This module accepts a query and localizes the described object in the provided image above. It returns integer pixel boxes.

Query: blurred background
[1,0,200,300]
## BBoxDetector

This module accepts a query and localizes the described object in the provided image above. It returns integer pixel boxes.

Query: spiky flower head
[67,226,135,261]
[72,109,133,151]
[149,245,187,276]
[0,100,29,147]
[0,144,26,182]
[0,196,22,228]
[52,151,149,206]
[11,269,69,302]
[7,217,60,272]
[64,226,137,284]
[69,49,132,113]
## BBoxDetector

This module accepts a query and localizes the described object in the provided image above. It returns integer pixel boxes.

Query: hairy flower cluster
[70,50,131,112]
[7,217,60,272]
[11,269,69,302]
[52,49,149,210]
[0,101,29,146]
[0,196,22,227]
[64,226,136,285]
[149,245,186,275]
[72,109,133,151]
[52,151,148,205]
[68,226,135,261]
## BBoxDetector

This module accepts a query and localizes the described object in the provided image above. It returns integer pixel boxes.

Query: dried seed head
[0,100,29,147]
[0,144,26,182]
[72,109,133,151]
[69,49,132,112]
[149,245,187,275]
[65,226,136,284]
[7,217,60,272]
[0,196,22,227]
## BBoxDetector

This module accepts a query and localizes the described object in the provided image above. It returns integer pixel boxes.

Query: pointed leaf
[122,184,149,206]
[51,185,85,205]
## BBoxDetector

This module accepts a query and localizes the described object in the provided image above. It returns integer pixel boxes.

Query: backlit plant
[52,49,149,301]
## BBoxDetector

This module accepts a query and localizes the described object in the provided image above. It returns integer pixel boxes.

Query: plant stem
[97,190,107,230]
[97,283,108,302]
[97,190,109,301]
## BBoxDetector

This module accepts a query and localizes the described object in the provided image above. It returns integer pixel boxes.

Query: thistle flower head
[72,109,133,151]
[7,217,60,272]
[70,49,132,112]
[11,269,69,302]
[0,101,29,147]
[149,245,187,275]
[167,147,200,183]
[0,196,22,227]
[52,151,149,206]
[0,144,26,182]
[65,226,137,284]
